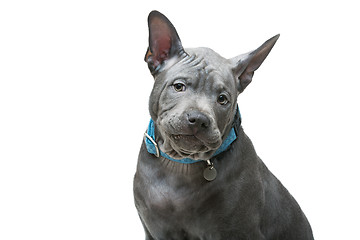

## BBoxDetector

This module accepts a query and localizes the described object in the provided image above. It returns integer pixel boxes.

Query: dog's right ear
[145,11,185,75]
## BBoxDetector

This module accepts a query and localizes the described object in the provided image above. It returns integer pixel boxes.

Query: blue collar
[144,107,241,164]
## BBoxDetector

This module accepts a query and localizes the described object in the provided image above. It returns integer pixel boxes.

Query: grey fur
[134,11,314,240]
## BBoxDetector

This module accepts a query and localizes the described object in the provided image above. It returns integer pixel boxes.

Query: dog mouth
[171,134,203,149]
[165,133,220,159]
[172,134,197,141]
[173,134,209,149]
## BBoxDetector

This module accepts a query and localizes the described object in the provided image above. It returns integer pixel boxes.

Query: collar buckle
[144,132,160,157]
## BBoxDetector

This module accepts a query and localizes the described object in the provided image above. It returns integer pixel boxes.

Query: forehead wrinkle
[165,55,207,81]
[180,54,205,70]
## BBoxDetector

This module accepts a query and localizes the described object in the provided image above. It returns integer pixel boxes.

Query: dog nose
[187,110,210,132]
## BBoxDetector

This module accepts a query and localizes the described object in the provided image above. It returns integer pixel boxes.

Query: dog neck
[144,106,241,164]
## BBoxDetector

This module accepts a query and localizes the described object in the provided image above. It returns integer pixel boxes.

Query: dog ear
[232,34,280,93]
[145,11,185,75]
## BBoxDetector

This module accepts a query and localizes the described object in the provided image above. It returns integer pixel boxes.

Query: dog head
[145,11,279,160]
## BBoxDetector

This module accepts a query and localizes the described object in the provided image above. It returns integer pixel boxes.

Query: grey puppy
[134,10,314,240]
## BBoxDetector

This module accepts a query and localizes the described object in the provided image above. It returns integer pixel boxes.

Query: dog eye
[217,94,228,105]
[173,83,186,92]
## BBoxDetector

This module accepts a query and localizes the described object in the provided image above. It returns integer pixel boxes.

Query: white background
[1,0,359,239]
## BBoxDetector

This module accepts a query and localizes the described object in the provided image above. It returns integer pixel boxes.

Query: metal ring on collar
[144,132,160,157]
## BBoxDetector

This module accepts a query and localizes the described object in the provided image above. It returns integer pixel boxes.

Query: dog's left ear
[145,11,185,75]
[232,34,280,93]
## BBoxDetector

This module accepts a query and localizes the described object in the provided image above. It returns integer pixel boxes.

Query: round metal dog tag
[203,166,217,181]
